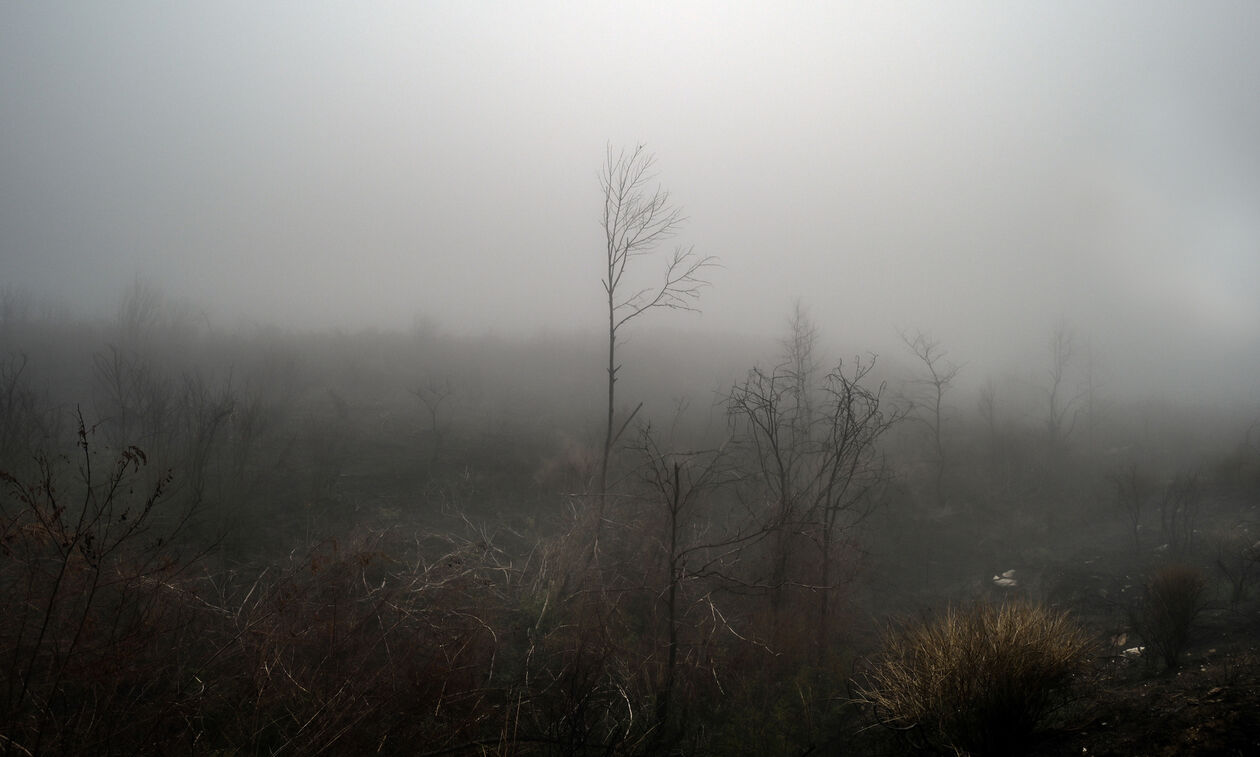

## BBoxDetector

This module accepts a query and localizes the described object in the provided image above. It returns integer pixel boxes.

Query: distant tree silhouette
[1044,322,1084,449]
[899,328,960,507]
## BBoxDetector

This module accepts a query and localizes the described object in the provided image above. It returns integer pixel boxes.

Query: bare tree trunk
[818,515,832,663]
[654,462,681,742]
[598,291,616,512]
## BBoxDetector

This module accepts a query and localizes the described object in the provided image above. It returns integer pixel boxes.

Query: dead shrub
[195,528,519,755]
[0,413,201,755]
[1133,563,1207,669]
[852,601,1094,756]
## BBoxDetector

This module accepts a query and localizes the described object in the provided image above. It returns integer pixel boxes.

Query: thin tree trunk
[597,296,616,561]
[655,462,681,741]
[819,520,832,664]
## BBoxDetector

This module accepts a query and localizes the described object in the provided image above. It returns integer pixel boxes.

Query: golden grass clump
[853,601,1094,756]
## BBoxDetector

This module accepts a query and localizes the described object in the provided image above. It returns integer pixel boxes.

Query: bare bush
[0,412,199,754]
[853,602,1094,756]
[192,527,522,755]
[1133,563,1208,669]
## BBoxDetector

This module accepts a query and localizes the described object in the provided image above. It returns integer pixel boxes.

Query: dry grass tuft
[852,601,1094,756]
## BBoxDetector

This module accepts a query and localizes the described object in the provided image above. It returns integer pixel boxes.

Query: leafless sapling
[410,375,454,468]
[631,424,752,746]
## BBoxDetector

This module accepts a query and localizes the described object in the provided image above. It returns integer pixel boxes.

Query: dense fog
[2,4,1260,756]
[4,3,1259,402]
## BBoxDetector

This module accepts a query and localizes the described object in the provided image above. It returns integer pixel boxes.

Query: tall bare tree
[597,144,716,526]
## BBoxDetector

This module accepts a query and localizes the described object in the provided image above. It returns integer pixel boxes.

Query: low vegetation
[853,602,1094,756]
[3,284,1260,754]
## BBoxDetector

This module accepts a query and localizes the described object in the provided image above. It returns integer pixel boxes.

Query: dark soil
[1031,651,1260,757]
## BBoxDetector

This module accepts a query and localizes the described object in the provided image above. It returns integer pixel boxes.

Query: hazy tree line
[1,150,1259,755]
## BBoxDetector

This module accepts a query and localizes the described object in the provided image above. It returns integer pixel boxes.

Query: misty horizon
[3,3,1258,404]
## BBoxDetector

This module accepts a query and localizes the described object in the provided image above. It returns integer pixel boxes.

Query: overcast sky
[3,2,1258,399]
